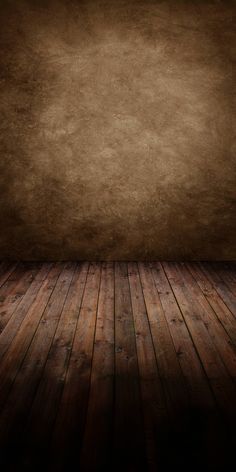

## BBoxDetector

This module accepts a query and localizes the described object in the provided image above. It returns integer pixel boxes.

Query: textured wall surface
[0,0,235,260]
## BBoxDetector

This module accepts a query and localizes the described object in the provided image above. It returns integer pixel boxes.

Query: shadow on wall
[0,0,235,260]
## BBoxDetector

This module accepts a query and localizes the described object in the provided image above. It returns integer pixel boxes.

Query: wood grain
[0,261,235,471]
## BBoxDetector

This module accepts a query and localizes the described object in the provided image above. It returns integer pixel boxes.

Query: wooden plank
[151,262,230,470]
[113,262,146,471]
[138,262,188,415]
[0,264,31,322]
[80,262,115,471]
[0,263,53,361]
[26,263,88,438]
[50,262,101,471]
[138,262,208,469]
[226,262,236,283]
[139,263,216,470]
[0,263,26,298]
[0,262,18,289]
[151,262,215,408]
[178,263,236,380]
[163,262,236,422]
[0,262,63,409]
[186,262,236,346]
[0,260,235,471]
[200,263,236,316]
[211,262,236,297]
[19,262,88,468]
[128,262,168,471]
[0,262,76,470]
[0,263,42,334]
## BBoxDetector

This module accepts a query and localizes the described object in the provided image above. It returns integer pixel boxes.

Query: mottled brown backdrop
[0,0,235,260]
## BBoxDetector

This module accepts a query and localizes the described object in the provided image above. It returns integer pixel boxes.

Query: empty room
[0,0,235,471]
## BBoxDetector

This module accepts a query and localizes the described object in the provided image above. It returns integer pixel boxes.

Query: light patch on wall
[0,0,235,259]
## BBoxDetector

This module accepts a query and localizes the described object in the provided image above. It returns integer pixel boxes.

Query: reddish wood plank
[163,262,236,422]
[0,263,77,470]
[50,262,101,471]
[0,263,53,362]
[200,263,236,316]
[0,262,75,428]
[178,263,236,380]
[225,263,236,283]
[151,262,215,409]
[0,262,18,289]
[186,262,236,346]
[0,263,63,409]
[138,262,188,415]
[0,261,234,472]
[128,262,168,471]
[80,262,115,471]
[114,262,146,471]
[0,263,42,334]
[19,262,88,469]
[211,263,236,297]
[151,262,229,469]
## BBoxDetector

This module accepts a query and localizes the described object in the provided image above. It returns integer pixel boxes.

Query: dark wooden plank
[0,260,235,472]
[25,262,88,435]
[3,262,39,283]
[0,263,42,334]
[226,262,236,283]
[200,263,236,316]
[211,262,236,297]
[0,261,4,274]
[186,262,236,346]
[50,262,101,471]
[0,264,31,321]
[0,263,53,361]
[138,263,209,469]
[128,262,168,471]
[151,262,230,470]
[138,262,188,415]
[19,262,88,469]
[0,263,26,300]
[0,262,76,470]
[178,263,236,380]
[163,262,236,422]
[151,262,215,408]
[114,262,146,471]
[0,262,18,289]
[80,262,114,471]
[0,263,63,410]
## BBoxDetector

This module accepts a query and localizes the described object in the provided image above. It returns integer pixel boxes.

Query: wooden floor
[0,261,235,471]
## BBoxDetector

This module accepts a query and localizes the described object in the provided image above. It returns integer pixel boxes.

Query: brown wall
[0,0,235,260]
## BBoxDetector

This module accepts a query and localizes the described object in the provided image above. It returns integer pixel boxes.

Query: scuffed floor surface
[0,261,235,471]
